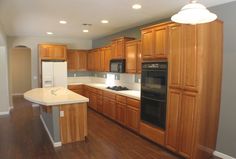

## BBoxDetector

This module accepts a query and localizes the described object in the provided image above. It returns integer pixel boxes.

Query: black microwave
[110,59,125,73]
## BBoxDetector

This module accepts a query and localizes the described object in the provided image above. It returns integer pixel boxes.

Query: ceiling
[0,0,234,39]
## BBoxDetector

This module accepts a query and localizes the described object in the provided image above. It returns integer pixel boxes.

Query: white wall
[7,36,92,89]
[0,23,10,113]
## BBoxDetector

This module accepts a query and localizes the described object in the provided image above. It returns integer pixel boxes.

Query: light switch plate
[60,111,64,117]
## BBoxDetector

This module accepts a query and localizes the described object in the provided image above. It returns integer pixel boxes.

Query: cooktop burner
[106,86,129,91]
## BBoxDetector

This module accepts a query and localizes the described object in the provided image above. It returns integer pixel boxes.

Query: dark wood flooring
[0,96,218,159]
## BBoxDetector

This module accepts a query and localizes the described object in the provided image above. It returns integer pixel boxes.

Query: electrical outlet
[73,73,76,77]
[60,111,64,117]
[138,79,141,83]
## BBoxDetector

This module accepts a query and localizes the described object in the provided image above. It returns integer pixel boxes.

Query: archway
[9,46,32,103]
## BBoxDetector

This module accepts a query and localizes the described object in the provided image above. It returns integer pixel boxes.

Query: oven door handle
[141,96,166,103]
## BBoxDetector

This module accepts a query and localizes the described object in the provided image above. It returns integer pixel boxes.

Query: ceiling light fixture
[59,20,67,24]
[83,29,89,33]
[132,4,142,10]
[171,0,217,25]
[101,20,109,24]
[47,32,53,35]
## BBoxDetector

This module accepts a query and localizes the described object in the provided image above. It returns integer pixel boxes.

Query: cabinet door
[111,41,117,59]
[165,89,182,152]
[53,46,66,60]
[116,39,124,58]
[87,52,93,71]
[125,42,137,73]
[60,103,87,144]
[116,102,126,125]
[104,47,111,72]
[125,105,140,132]
[67,50,78,71]
[40,46,52,60]
[153,26,167,58]
[89,92,97,110]
[103,97,116,120]
[97,95,103,113]
[141,29,153,59]
[100,48,105,71]
[136,41,142,74]
[77,51,87,71]
[182,25,199,91]
[168,24,183,89]
[178,91,198,158]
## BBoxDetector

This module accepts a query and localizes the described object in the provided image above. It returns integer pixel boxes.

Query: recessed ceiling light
[132,4,142,10]
[83,29,89,33]
[101,20,109,24]
[47,32,53,35]
[59,20,67,24]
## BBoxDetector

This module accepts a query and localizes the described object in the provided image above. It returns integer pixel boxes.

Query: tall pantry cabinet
[165,20,223,159]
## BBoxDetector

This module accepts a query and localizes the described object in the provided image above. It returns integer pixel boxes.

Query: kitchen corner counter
[68,83,141,100]
[24,87,89,106]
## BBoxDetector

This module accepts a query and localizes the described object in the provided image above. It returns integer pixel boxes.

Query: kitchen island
[24,87,89,147]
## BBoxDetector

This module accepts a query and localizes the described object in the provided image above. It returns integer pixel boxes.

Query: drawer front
[68,85,83,90]
[87,86,97,93]
[103,91,116,100]
[116,95,127,104]
[127,98,140,108]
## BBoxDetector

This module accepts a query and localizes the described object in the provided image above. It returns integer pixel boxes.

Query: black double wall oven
[141,61,168,130]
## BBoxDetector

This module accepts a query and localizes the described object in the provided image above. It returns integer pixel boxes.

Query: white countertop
[24,87,89,106]
[68,82,141,100]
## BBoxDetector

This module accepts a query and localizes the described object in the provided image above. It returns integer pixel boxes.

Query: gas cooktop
[106,86,129,91]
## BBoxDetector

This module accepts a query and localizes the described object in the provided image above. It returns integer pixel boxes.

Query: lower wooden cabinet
[125,98,140,132]
[68,85,84,96]
[97,94,103,113]
[89,92,97,111]
[116,102,126,125]
[166,88,198,158]
[103,97,116,120]
[59,103,87,144]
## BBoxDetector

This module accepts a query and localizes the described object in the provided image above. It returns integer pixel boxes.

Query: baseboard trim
[32,103,39,107]
[0,111,9,115]
[40,115,62,147]
[214,151,236,159]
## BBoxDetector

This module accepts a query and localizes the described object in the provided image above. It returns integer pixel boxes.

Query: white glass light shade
[171,1,217,25]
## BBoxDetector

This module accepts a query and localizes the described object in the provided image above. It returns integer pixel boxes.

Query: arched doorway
[9,46,32,100]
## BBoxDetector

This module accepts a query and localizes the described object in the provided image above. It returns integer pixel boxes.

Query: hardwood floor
[0,96,219,159]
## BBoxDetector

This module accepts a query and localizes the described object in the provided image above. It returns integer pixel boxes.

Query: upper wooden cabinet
[168,24,199,92]
[39,44,67,60]
[111,37,135,59]
[141,22,170,60]
[67,49,87,71]
[104,46,111,72]
[125,40,142,74]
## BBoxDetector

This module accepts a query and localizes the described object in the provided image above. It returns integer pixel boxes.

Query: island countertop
[24,87,89,106]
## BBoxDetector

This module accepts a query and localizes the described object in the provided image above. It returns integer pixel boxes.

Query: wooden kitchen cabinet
[67,50,87,71]
[111,37,135,59]
[87,50,95,71]
[103,97,116,120]
[141,22,170,60]
[104,46,111,72]
[166,20,223,159]
[125,40,141,73]
[68,85,84,95]
[137,41,142,74]
[168,24,199,91]
[39,44,67,60]
[125,98,140,132]
[116,95,127,125]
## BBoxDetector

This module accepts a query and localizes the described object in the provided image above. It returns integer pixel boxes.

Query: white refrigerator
[42,61,67,88]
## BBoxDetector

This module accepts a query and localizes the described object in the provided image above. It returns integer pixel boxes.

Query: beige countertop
[68,82,141,100]
[24,87,89,106]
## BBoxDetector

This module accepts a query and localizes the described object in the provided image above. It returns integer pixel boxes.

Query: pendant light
[171,0,217,25]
